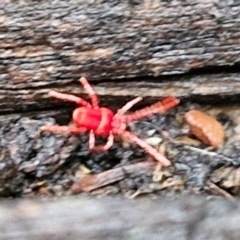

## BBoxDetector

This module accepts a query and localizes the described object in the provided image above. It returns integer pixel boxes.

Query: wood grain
[0,0,240,84]
[0,72,240,114]
[1,0,240,113]
[0,195,240,240]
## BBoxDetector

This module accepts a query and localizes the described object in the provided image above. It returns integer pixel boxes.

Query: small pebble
[145,137,162,146]
[147,129,157,137]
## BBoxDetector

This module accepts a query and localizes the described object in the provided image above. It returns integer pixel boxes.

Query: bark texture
[0,195,240,240]
[1,0,240,82]
[1,3,240,238]
[1,73,240,114]
[0,0,240,113]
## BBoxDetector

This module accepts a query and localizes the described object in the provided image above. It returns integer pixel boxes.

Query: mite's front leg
[48,90,91,107]
[115,97,142,117]
[80,77,99,109]
[40,125,87,134]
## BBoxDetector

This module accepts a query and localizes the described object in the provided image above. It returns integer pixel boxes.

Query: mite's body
[41,77,180,166]
[73,107,114,135]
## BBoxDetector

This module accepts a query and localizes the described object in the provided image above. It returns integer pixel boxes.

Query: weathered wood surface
[1,2,240,237]
[1,0,240,82]
[0,195,240,240]
[1,0,240,113]
[1,72,240,114]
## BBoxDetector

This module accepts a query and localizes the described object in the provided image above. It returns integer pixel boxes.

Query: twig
[162,130,234,164]
[71,161,156,193]
[206,180,235,201]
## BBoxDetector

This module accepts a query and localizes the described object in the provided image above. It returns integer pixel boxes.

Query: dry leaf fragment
[185,110,224,147]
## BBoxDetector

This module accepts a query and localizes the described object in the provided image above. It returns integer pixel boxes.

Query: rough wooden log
[1,0,240,113]
[1,0,240,83]
[1,195,240,240]
[1,3,240,236]
[0,0,240,82]
[1,72,240,114]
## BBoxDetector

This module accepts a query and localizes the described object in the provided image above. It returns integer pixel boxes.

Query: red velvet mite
[41,77,180,166]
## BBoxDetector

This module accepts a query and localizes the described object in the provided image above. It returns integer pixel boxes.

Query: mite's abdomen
[72,107,114,135]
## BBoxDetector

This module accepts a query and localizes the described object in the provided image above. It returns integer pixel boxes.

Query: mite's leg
[88,130,96,150]
[48,90,91,107]
[114,129,171,166]
[115,97,142,117]
[121,96,180,123]
[40,125,87,134]
[80,77,99,109]
[89,132,114,152]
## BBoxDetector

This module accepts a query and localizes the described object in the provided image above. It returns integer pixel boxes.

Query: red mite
[41,77,180,166]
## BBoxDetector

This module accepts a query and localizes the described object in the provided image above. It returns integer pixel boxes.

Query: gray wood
[1,0,240,83]
[0,72,239,114]
[0,0,240,83]
[0,195,240,240]
[1,0,240,113]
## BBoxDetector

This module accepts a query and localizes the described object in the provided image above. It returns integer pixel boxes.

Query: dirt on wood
[0,99,240,201]
[2,0,240,239]
[1,0,240,83]
[2,195,240,240]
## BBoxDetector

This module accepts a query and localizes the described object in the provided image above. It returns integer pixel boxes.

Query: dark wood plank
[1,72,240,114]
[0,0,240,86]
[0,195,239,240]
[1,0,240,113]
